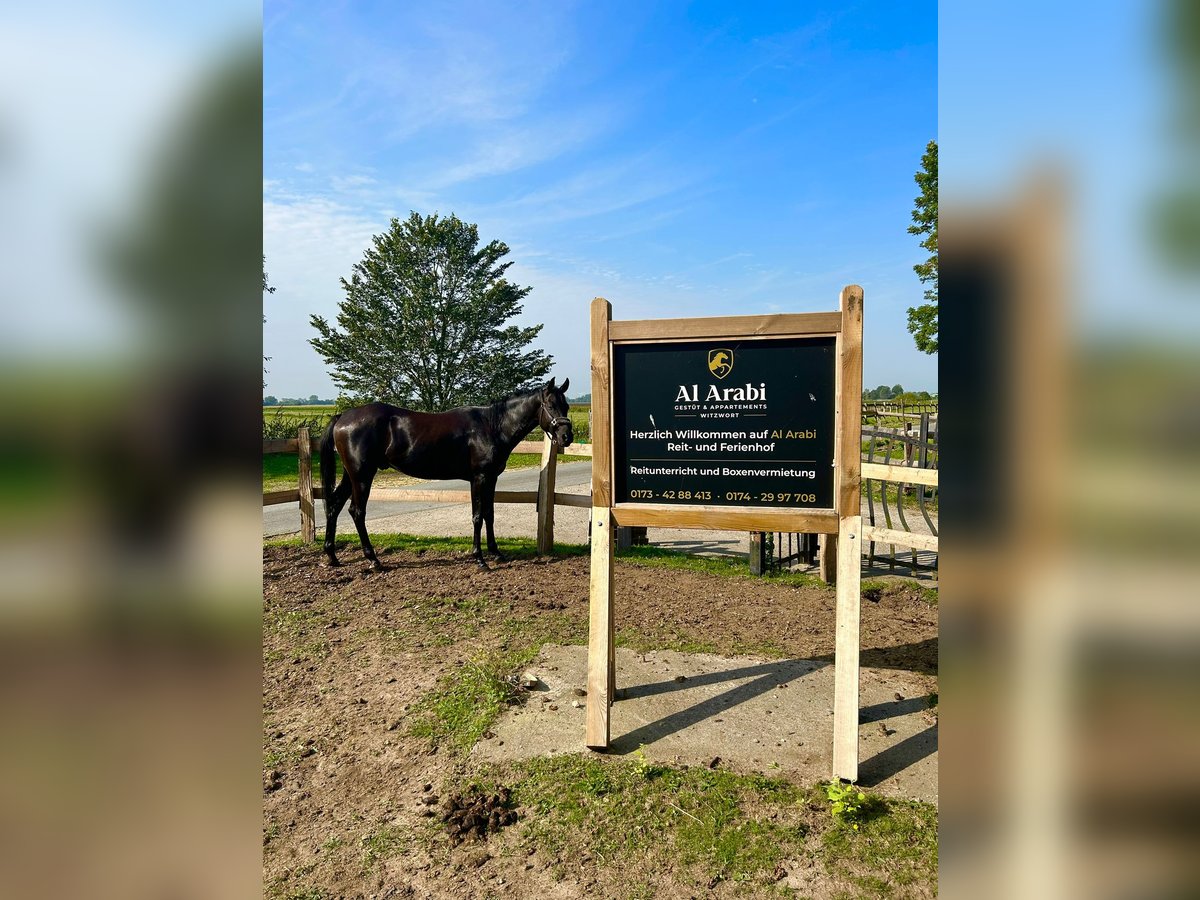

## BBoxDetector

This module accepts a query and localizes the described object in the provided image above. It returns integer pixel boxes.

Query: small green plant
[825,780,868,829]
[630,747,659,780]
[360,824,407,868]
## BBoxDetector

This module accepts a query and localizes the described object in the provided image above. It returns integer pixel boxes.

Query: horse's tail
[319,414,341,508]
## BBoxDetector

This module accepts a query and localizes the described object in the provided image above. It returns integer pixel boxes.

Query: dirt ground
[262,543,938,899]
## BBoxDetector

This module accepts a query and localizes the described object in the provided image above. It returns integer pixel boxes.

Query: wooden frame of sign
[587,285,864,782]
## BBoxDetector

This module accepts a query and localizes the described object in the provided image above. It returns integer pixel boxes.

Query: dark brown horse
[318,378,572,569]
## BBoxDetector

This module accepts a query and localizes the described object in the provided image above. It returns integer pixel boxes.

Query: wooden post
[818,533,837,583]
[590,297,613,509]
[297,426,315,543]
[587,507,615,748]
[833,285,864,782]
[749,532,767,576]
[536,433,558,555]
[615,526,633,550]
[587,297,615,750]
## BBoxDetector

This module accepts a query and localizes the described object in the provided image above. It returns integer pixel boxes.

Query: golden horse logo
[708,349,734,379]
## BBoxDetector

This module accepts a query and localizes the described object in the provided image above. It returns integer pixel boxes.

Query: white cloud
[262,196,382,395]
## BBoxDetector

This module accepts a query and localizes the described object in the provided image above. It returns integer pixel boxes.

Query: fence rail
[263,428,593,550]
[754,413,939,579]
[862,414,938,571]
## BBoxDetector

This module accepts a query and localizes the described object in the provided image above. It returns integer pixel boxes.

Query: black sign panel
[613,337,836,508]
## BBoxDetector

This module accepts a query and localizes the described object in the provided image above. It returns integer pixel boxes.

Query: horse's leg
[470,475,488,569]
[349,465,382,570]
[322,473,352,566]
[482,476,507,562]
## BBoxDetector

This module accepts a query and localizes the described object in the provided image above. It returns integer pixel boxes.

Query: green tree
[906,141,938,353]
[1154,0,1200,275]
[310,212,552,410]
[264,395,278,405]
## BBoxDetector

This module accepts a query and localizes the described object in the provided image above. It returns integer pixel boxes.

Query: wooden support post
[587,297,615,749]
[832,285,864,782]
[590,297,612,510]
[297,426,315,543]
[749,532,767,576]
[818,533,837,583]
[587,505,614,750]
[537,433,558,555]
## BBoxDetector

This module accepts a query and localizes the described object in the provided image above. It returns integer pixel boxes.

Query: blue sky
[264,1,937,398]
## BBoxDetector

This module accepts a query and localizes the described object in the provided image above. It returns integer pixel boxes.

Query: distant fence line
[862,399,939,422]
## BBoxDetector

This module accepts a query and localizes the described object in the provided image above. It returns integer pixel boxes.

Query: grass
[263,605,330,664]
[360,824,409,869]
[616,544,828,590]
[270,532,589,560]
[448,754,937,894]
[408,648,534,751]
[865,480,939,514]
[405,591,588,750]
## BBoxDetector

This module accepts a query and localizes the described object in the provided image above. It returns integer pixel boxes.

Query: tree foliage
[906,141,938,354]
[1154,0,1200,275]
[310,212,552,410]
[263,255,274,385]
[863,384,935,403]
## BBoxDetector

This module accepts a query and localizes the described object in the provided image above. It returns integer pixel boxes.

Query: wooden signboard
[587,285,864,782]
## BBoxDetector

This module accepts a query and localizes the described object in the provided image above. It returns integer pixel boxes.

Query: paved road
[263,459,594,538]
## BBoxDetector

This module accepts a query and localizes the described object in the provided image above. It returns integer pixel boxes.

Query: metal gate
[863,413,938,573]
[750,412,939,576]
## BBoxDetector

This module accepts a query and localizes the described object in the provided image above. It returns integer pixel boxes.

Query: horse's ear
[560,377,569,395]
[544,377,556,393]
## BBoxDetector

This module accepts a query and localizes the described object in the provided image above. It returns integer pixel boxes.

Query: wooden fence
[263,427,593,551]
[265,426,936,567]
[861,412,938,565]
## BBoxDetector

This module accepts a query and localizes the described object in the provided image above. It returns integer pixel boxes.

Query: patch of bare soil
[262,544,937,899]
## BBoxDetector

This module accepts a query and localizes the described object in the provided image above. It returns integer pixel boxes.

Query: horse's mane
[484,385,544,409]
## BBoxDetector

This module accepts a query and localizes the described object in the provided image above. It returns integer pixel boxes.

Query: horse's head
[539,377,573,447]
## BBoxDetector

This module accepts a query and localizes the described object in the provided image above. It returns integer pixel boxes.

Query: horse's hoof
[475,559,490,571]
[368,560,385,572]
[322,556,341,568]
[489,551,508,563]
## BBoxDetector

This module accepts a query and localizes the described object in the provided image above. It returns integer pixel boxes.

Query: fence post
[537,432,558,555]
[819,532,837,583]
[749,532,767,575]
[615,526,633,550]
[297,426,315,543]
